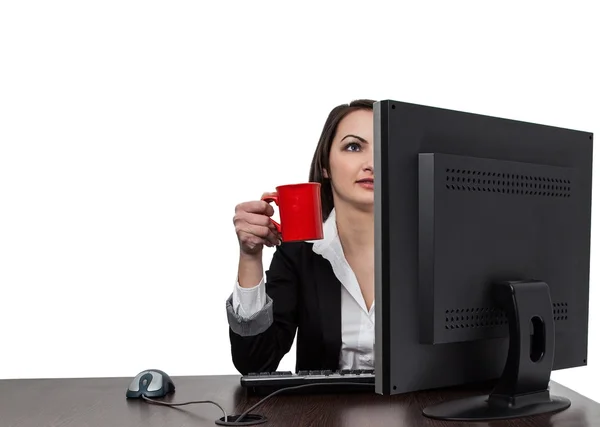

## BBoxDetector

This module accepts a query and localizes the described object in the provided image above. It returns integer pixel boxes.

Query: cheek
[329,152,366,186]
[330,163,356,188]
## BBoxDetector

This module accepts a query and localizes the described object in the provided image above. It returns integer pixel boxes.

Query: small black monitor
[373,100,593,421]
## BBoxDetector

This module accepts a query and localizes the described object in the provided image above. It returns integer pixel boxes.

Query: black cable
[221,381,373,426]
[141,394,229,422]
[141,381,374,426]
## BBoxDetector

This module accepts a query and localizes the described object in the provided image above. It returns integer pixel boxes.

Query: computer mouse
[126,369,175,398]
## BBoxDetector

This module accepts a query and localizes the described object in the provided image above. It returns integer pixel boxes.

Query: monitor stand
[422,280,571,421]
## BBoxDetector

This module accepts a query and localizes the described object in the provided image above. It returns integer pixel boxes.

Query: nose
[363,155,374,174]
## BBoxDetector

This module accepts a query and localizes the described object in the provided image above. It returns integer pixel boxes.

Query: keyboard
[240,369,375,395]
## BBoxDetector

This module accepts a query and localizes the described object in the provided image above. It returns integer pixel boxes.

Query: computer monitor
[373,100,593,421]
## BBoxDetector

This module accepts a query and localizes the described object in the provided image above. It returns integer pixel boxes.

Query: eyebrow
[341,134,368,144]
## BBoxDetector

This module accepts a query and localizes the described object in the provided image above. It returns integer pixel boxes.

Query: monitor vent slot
[445,303,568,330]
[444,169,571,198]
[444,307,507,330]
[553,302,569,321]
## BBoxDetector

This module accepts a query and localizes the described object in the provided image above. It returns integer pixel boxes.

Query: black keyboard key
[240,369,375,396]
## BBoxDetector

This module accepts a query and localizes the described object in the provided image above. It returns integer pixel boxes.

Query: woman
[226,99,376,375]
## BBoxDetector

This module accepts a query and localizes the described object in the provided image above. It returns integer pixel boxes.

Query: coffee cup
[261,182,324,242]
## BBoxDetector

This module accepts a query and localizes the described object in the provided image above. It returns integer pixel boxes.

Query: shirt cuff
[226,293,273,337]
[232,276,267,319]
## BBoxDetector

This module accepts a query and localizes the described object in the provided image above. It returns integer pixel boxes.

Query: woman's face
[325,109,374,211]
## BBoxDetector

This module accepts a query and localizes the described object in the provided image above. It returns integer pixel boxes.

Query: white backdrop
[1,1,599,403]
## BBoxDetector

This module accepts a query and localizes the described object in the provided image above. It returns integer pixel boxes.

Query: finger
[237,200,274,216]
[239,223,271,240]
[260,192,277,216]
[265,229,281,247]
[237,211,274,228]
[239,229,279,249]
[261,200,275,217]
[244,223,281,247]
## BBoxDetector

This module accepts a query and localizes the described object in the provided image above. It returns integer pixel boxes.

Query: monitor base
[422,390,570,421]
[423,280,571,421]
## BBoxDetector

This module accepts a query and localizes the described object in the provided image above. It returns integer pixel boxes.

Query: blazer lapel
[308,208,343,370]
[313,253,342,370]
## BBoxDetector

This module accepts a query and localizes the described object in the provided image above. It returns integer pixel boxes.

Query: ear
[322,168,329,179]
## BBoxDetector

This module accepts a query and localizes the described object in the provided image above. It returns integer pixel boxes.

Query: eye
[344,142,361,152]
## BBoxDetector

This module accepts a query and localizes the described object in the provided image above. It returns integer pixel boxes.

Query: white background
[1,1,599,403]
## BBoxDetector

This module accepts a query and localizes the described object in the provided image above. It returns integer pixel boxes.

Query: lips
[356,178,374,190]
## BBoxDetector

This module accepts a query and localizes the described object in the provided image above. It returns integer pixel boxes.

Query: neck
[335,205,374,256]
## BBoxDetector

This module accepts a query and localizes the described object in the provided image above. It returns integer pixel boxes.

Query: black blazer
[229,241,342,375]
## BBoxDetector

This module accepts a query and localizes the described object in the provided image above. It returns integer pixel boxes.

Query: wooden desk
[1,375,598,426]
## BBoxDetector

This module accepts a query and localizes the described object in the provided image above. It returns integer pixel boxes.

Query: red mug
[261,183,324,242]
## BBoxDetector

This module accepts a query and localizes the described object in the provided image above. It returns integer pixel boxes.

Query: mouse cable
[143,381,372,426]
[221,381,374,426]
[141,394,228,422]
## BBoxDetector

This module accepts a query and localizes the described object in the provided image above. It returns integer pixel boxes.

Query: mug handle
[261,192,281,233]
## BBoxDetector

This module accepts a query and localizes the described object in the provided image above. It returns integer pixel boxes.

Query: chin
[353,197,375,211]
[357,191,374,203]
[335,188,374,210]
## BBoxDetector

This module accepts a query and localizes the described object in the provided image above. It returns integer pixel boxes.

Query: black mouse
[126,369,175,398]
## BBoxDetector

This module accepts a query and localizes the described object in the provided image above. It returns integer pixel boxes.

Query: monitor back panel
[374,100,592,395]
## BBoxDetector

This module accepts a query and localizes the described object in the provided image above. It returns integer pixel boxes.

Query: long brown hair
[308,99,375,220]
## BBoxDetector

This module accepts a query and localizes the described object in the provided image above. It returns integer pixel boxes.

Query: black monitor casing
[374,100,592,401]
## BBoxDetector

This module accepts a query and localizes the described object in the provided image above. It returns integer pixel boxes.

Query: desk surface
[1,375,598,427]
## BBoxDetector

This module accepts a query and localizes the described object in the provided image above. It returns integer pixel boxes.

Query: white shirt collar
[309,207,338,255]
[310,208,373,314]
